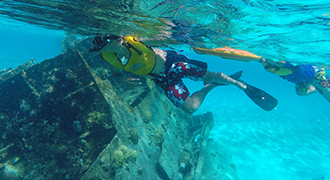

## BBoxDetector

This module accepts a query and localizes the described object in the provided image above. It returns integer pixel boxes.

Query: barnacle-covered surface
[0,39,238,179]
[0,49,116,179]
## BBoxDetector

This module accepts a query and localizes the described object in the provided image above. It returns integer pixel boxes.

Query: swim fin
[242,81,278,111]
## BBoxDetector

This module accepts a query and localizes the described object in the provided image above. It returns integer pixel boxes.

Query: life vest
[101,36,156,75]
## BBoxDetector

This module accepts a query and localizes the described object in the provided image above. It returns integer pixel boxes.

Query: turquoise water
[1,1,330,180]
[193,58,330,180]
[0,19,64,69]
[184,50,330,179]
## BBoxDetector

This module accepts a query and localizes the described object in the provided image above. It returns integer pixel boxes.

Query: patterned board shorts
[153,51,207,107]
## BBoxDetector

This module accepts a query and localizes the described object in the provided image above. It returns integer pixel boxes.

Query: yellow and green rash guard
[101,36,156,76]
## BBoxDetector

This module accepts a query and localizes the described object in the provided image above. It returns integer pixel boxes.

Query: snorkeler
[189,44,330,103]
[260,58,330,102]
[89,35,278,113]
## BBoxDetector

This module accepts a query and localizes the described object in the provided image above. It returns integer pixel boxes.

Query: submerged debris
[0,40,238,180]
[0,59,36,84]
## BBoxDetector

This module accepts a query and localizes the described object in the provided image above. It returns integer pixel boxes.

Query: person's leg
[181,83,217,114]
[165,51,246,89]
[160,53,245,113]
[203,71,246,90]
[155,76,218,114]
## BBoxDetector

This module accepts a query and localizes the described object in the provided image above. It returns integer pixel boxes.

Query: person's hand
[114,74,143,88]
[319,79,330,88]
[124,77,143,87]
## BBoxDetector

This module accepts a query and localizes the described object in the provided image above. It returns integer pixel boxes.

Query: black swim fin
[242,81,278,111]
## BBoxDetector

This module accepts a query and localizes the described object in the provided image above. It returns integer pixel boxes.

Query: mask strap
[108,44,123,65]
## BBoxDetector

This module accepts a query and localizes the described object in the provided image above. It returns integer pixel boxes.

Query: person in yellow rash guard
[260,58,330,102]
[89,35,274,113]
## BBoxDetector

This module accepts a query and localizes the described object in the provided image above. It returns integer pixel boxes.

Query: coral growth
[113,145,137,168]
[113,150,124,168]
[155,127,164,146]
[2,162,24,179]
[143,109,153,123]
[179,151,191,165]
[128,127,139,144]
[87,111,111,129]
